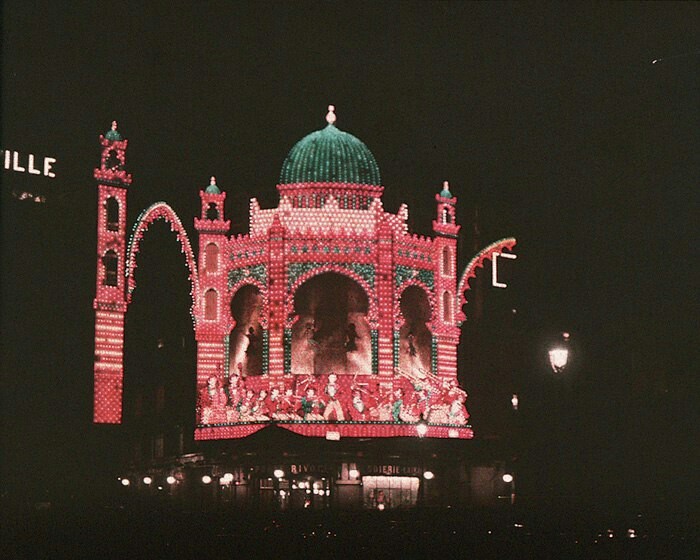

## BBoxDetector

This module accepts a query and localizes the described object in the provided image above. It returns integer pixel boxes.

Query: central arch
[290,272,371,376]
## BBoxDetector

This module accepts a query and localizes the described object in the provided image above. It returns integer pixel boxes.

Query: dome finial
[326,105,336,126]
[210,176,216,185]
[111,120,118,131]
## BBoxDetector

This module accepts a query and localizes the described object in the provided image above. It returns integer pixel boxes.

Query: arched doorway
[398,286,432,375]
[291,273,370,375]
[229,285,263,377]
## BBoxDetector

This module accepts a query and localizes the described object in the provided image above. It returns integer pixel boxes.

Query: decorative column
[376,219,394,376]
[267,214,286,376]
[93,121,132,423]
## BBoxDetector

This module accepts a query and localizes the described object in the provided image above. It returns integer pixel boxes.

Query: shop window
[362,476,419,509]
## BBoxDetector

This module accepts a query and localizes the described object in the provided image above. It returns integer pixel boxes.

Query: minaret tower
[93,121,132,423]
[194,177,231,388]
[432,181,461,377]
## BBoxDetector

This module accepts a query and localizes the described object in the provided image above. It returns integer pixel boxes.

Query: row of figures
[198,371,469,426]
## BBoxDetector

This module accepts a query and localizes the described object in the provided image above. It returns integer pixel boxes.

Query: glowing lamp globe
[348,469,360,479]
[142,476,152,485]
[223,472,234,483]
[166,476,177,485]
[502,473,514,483]
[273,469,285,479]
[423,471,435,480]
[201,475,212,484]
[548,347,569,373]
[121,478,130,487]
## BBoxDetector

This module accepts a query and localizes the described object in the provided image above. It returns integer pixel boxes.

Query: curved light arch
[126,202,200,319]
[286,266,378,328]
[457,237,517,325]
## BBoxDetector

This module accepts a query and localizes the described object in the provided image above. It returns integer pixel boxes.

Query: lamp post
[502,473,515,505]
[547,332,572,505]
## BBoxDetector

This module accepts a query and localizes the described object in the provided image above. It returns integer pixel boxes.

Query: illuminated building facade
[93,109,517,508]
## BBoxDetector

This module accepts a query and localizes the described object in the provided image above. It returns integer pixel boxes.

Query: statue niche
[228,285,263,377]
[398,286,432,376]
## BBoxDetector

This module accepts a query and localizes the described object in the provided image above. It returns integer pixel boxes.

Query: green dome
[105,120,123,141]
[280,124,381,186]
[440,181,453,198]
[204,176,221,194]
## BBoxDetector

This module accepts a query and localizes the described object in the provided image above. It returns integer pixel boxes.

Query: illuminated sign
[491,251,517,288]
[2,149,57,177]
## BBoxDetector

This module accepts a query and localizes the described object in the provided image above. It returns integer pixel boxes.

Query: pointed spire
[326,104,336,126]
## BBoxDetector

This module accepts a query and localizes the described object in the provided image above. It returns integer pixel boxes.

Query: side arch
[227,278,269,330]
[457,237,516,324]
[126,202,200,320]
[394,279,436,329]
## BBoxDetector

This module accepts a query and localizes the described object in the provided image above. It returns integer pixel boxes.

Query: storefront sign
[2,149,57,177]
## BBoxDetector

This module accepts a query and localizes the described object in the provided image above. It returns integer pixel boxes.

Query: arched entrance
[291,273,371,375]
[398,285,432,375]
[229,285,264,377]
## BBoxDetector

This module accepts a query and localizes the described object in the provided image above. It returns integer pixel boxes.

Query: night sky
[2,2,698,507]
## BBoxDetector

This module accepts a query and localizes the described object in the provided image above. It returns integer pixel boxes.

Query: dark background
[2,2,698,510]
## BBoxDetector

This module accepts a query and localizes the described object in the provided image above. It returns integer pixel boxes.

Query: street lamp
[549,332,570,373]
[502,473,516,505]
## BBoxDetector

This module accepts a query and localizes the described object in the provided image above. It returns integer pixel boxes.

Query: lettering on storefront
[285,463,420,477]
[363,464,421,476]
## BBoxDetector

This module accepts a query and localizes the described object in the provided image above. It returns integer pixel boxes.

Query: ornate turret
[195,176,230,234]
[433,181,460,238]
[93,121,131,424]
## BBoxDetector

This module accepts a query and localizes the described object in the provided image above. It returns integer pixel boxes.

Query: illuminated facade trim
[92,113,516,441]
